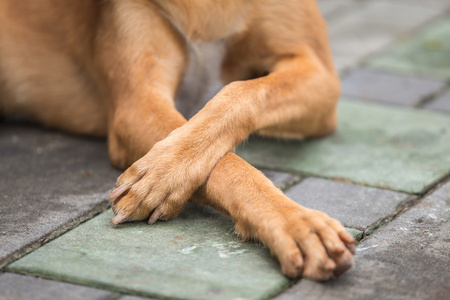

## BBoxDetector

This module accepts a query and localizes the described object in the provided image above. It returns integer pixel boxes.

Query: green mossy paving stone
[236,99,450,194]
[367,18,450,79]
[8,205,290,300]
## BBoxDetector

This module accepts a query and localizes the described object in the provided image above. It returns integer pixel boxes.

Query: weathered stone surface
[368,19,450,80]
[425,88,450,113]
[332,54,360,74]
[120,296,157,300]
[377,0,450,11]
[0,273,116,300]
[316,0,351,19]
[274,181,450,300]
[8,204,291,300]
[286,178,410,230]
[261,170,300,191]
[341,69,445,106]
[328,2,440,65]
[236,99,450,194]
[0,123,120,267]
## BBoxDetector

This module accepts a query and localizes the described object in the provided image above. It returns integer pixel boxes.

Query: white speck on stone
[399,227,408,231]
[179,245,198,255]
[427,213,437,219]
[357,245,378,252]
[213,242,248,258]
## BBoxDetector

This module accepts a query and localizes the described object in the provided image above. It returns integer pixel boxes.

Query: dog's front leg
[192,152,355,280]
[110,44,355,280]
[111,46,339,224]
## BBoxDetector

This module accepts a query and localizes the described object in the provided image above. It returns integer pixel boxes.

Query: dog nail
[148,210,163,225]
[109,185,128,201]
[112,213,127,224]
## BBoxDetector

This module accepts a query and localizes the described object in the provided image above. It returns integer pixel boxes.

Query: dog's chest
[174,40,226,119]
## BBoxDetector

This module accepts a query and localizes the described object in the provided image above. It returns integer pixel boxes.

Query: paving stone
[368,18,450,80]
[274,181,450,300]
[378,0,450,11]
[260,170,300,191]
[316,0,352,20]
[0,273,116,300]
[332,54,360,74]
[285,178,410,230]
[341,69,445,107]
[236,99,450,194]
[328,2,441,62]
[0,123,121,267]
[424,88,450,113]
[120,296,158,300]
[8,204,291,300]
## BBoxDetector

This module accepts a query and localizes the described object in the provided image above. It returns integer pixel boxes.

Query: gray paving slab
[8,204,291,300]
[367,18,450,80]
[0,273,116,300]
[285,178,411,231]
[261,170,300,191]
[120,296,157,300]
[275,181,450,300]
[328,2,441,63]
[424,88,450,113]
[0,123,121,267]
[341,69,445,107]
[316,0,352,19]
[237,99,450,194]
[332,54,360,74]
[378,0,450,11]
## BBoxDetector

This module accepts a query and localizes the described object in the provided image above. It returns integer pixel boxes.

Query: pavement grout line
[361,171,450,240]
[279,176,305,193]
[362,194,419,238]
[0,200,111,270]
[416,83,450,108]
[106,294,123,300]
[5,267,153,300]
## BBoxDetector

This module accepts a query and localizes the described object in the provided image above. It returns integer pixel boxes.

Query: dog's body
[0,0,355,280]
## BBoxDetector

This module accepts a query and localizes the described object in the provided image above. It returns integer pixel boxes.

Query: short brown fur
[0,0,355,280]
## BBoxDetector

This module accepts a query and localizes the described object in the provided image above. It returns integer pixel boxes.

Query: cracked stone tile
[341,69,446,107]
[274,181,450,300]
[0,273,117,300]
[285,178,411,230]
[0,124,121,267]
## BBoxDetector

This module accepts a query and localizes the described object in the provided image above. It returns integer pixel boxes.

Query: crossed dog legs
[97,1,354,280]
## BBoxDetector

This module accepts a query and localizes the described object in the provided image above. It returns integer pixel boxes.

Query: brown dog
[0,0,355,280]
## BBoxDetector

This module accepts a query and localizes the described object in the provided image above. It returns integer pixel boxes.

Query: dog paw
[243,203,355,280]
[108,138,207,225]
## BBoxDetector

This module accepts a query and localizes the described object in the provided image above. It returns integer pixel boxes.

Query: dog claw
[109,184,128,202]
[148,210,163,225]
[112,213,128,224]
